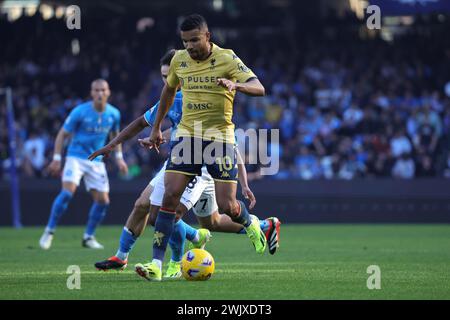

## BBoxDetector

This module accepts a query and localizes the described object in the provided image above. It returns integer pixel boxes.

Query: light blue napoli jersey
[63,101,121,161]
[144,91,183,148]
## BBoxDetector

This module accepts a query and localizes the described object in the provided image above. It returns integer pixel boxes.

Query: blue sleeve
[62,107,81,133]
[144,102,159,126]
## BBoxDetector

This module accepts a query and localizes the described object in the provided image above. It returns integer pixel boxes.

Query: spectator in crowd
[392,153,416,179]
[390,129,413,159]
[22,130,47,177]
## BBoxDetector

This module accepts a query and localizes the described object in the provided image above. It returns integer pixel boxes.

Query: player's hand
[88,144,114,161]
[138,136,167,152]
[216,78,236,92]
[116,158,128,175]
[137,137,152,149]
[242,186,256,210]
[47,160,62,177]
[139,128,165,153]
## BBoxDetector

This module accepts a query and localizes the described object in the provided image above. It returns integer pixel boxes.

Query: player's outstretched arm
[109,131,129,175]
[148,84,177,153]
[236,148,256,209]
[216,78,265,96]
[47,128,71,176]
[88,115,148,161]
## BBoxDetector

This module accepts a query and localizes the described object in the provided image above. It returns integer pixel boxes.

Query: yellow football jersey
[166,43,257,143]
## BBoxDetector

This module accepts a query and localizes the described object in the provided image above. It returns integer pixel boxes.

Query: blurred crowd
[1,9,450,181]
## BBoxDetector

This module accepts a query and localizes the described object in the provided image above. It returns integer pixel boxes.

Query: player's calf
[39,189,74,250]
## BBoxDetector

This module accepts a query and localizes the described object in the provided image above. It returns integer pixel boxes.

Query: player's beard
[188,50,198,59]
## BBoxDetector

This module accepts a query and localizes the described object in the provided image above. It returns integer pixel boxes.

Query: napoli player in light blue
[91,50,280,279]
[39,79,129,250]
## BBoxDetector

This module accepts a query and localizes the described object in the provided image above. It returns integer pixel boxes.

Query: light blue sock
[179,218,198,242]
[169,220,186,262]
[46,189,73,231]
[116,227,137,260]
[84,202,109,238]
[260,219,270,232]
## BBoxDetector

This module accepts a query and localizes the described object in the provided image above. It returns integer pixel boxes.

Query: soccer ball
[181,248,215,281]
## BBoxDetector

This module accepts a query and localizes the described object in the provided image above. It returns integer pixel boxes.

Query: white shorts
[62,156,109,192]
[149,162,215,212]
[192,177,218,217]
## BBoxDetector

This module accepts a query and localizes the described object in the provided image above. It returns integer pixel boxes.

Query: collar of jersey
[190,42,217,64]
[90,101,108,115]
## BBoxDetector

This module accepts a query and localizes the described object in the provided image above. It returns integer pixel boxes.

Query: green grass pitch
[1,224,449,300]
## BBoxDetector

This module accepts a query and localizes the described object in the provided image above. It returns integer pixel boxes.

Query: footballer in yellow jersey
[166,43,257,144]
[159,23,264,182]
[137,14,267,279]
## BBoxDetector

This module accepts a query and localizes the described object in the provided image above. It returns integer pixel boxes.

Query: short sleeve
[62,107,81,133]
[166,52,180,89]
[227,51,257,83]
[144,103,159,126]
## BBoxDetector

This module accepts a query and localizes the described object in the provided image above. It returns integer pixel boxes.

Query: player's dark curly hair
[160,49,176,66]
[180,14,208,31]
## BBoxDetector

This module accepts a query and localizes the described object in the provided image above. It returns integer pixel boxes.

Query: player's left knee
[96,197,110,206]
[92,191,110,205]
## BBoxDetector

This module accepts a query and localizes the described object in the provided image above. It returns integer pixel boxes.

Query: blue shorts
[165,137,238,183]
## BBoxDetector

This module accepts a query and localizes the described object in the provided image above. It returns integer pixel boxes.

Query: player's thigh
[162,172,192,201]
[205,141,238,184]
[84,160,110,194]
[164,136,202,198]
[61,157,84,191]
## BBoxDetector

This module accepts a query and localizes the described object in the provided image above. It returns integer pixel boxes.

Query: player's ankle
[83,233,94,240]
[192,231,200,243]
[115,250,129,261]
[152,259,162,270]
